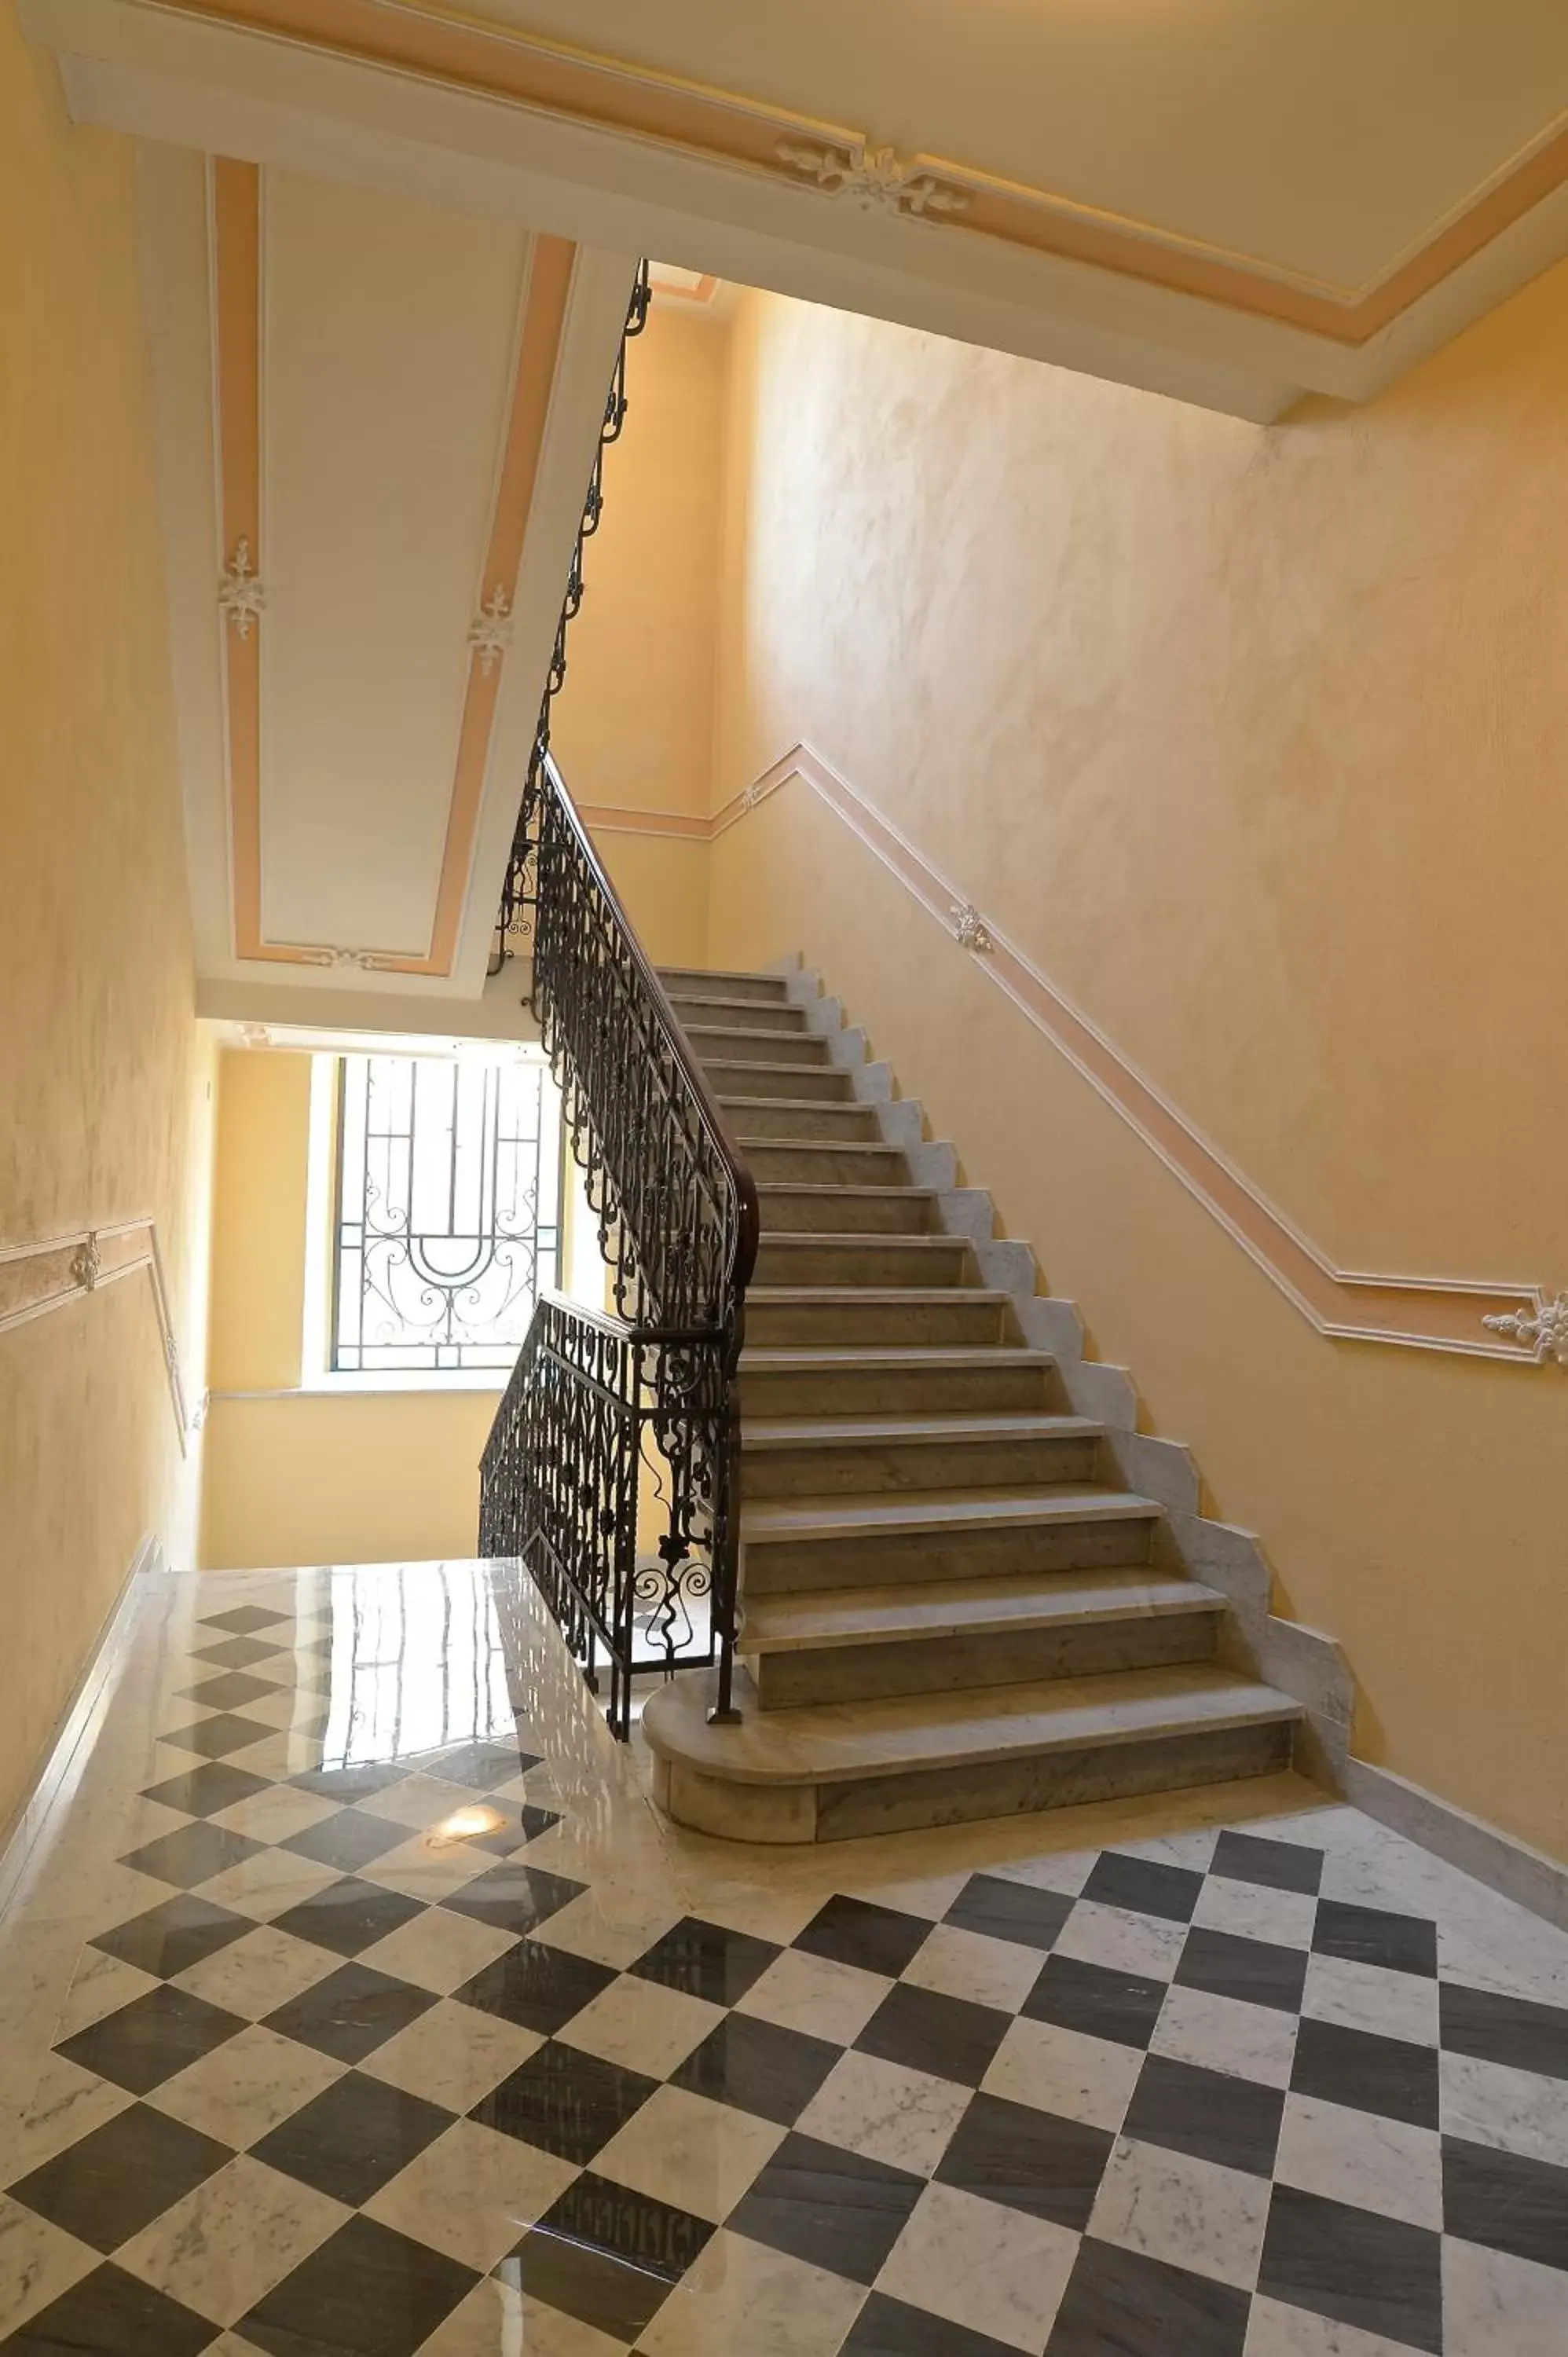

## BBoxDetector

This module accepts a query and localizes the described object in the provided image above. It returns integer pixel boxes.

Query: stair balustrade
[480,264,759,1738]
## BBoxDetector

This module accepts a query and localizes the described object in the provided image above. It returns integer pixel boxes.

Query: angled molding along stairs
[588,746,1559,1364]
[0,1222,203,1450]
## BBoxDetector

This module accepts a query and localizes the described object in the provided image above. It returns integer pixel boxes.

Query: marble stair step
[661,992,808,1034]
[740,1139,910,1186]
[742,1481,1163,1593]
[741,1411,1104,1497]
[753,1233,976,1288]
[687,1024,830,1066]
[704,1059,855,1102]
[744,1285,1017,1348]
[718,1095,883,1140]
[642,1664,1303,1842]
[657,966,789,1004]
[742,1567,1226,1706]
[738,1345,1061,1417]
[757,1184,938,1235]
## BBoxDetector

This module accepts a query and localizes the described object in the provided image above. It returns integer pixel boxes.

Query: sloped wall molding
[0,1219,202,1449]
[707,742,1560,1365]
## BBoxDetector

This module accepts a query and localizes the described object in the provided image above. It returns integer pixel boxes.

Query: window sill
[210,1376,509,1402]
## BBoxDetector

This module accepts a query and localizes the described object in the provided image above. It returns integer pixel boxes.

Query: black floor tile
[263,1960,437,2063]
[5,2261,218,2355]
[158,1713,276,1760]
[1443,2132,1568,2274]
[728,2130,924,2285]
[118,1820,267,1891]
[1023,1952,1167,2050]
[139,1762,275,1820]
[289,1761,411,1802]
[629,1915,781,2005]
[240,2213,476,2357]
[1258,2183,1443,2354]
[461,1802,562,1857]
[936,2091,1113,2231]
[427,1738,540,1789]
[177,1668,284,1710]
[251,2070,452,2207]
[451,1938,615,2035]
[1046,2235,1250,2357]
[1174,1926,1309,2014]
[90,1893,252,1980]
[672,2011,841,2127]
[509,2169,711,2337]
[439,1861,586,1937]
[1080,1853,1205,1925]
[1209,1829,1324,1897]
[10,2102,233,2251]
[189,1634,285,1671]
[277,1809,411,1875]
[942,1873,1075,1952]
[472,2040,658,2165]
[855,1981,1011,2088]
[56,1982,247,2094]
[1313,1899,1438,1979]
[1122,2053,1284,2178]
[842,2292,1024,2356]
[200,1605,290,1634]
[1440,1979,1568,2084]
[1291,2015,1440,2130]
[271,1875,427,1959]
[793,1895,931,1979]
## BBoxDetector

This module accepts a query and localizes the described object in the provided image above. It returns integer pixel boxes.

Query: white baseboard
[1344,1758,1568,1934]
[0,1533,164,1919]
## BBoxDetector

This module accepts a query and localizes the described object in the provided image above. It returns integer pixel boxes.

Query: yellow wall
[0,11,214,1827]
[551,299,729,965]
[704,273,1568,1863]
[200,1049,500,1571]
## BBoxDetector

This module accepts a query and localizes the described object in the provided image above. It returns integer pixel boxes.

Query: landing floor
[2,1558,1566,2355]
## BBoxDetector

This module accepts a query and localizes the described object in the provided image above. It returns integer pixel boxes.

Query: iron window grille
[332,1051,563,1376]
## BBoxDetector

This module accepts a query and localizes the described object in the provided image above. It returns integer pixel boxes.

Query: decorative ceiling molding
[210,155,577,973]
[0,1219,200,1447]
[710,744,1559,1365]
[137,0,1568,347]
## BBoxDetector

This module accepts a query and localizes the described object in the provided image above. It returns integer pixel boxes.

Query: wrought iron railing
[480,262,760,1737]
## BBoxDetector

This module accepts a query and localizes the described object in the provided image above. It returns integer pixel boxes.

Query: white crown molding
[0,1219,199,1450]
[718,742,1561,1366]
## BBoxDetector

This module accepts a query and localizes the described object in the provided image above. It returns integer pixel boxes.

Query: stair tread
[743,1568,1225,1651]
[757,1184,935,1200]
[658,966,785,987]
[742,1347,1054,1368]
[761,1232,961,1246]
[748,1286,1012,1305]
[742,1483,1161,1541]
[665,992,806,1017]
[642,1662,1302,1787]
[719,1097,873,1116]
[705,1058,843,1075]
[739,1139,901,1155]
[743,1413,1099,1450]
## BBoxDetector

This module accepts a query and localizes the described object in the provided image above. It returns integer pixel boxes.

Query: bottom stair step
[642,1664,1302,1843]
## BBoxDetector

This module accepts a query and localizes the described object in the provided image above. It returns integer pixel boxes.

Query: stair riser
[742,1435,1102,1499]
[753,1241,973,1288]
[743,1514,1158,1595]
[744,1298,1012,1350]
[659,970,789,1004]
[814,1720,1295,1842]
[743,1145,910,1186]
[748,1608,1222,1709]
[691,1028,828,1068]
[759,1193,936,1236]
[706,1064,855,1102]
[722,1100,882,1141]
[668,1000,808,1036]
[738,1365,1060,1418]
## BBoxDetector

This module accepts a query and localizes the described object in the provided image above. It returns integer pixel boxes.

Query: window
[331,1051,562,1376]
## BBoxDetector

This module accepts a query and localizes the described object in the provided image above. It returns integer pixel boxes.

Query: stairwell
[641,962,1318,1842]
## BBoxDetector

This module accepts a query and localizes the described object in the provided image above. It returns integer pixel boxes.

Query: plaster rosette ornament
[468,585,514,676]
[1483,1289,1568,1365]
[774,136,972,221]
[951,901,994,951]
[71,1232,101,1292]
[218,538,266,639]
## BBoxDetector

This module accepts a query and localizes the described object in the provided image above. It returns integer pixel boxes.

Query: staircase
[640,963,1304,1843]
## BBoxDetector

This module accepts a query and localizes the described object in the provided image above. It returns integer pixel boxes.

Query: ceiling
[135,145,636,1016]
[24,0,1568,418]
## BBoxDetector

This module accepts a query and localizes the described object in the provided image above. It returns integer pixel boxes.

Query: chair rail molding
[714,741,1561,1367]
[0,1217,200,1447]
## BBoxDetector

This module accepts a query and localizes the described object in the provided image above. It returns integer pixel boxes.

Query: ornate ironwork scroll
[481,261,759,1735]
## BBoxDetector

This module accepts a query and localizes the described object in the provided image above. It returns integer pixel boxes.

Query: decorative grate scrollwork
[482,262,759,1734]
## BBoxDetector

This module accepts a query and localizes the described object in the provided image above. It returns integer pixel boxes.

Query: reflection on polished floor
[2,1560,1567,2355]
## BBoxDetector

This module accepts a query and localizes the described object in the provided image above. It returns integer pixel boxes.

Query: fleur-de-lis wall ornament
[951,902,994,951]
[469,586,515,676]
[218,539,266,639]
[71,1231,102,1292]
[774,137,973,222]
[1483,1290,1568,1366]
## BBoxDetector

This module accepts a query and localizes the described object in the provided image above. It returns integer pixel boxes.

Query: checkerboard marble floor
[3,1560,1568,2355]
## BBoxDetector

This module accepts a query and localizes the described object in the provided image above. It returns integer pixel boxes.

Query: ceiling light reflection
[427,1803,505,1848]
